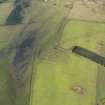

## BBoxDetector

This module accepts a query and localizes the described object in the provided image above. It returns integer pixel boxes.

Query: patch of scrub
[0,0,8,3]
[6,0,31,25]
[6,5,23,25]
[10,32,36,105]
[14,0,31,8]
[12,33,35,81]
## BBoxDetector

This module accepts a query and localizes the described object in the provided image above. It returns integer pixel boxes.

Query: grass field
[0,0,105,105]
[30,20,105,105]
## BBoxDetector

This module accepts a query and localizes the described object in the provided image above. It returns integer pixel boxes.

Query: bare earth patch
[71,85,85,96]
[68,0,105,22]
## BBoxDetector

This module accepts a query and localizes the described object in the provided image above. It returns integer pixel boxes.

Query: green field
[0,0,105,105]
[30,20,105,105]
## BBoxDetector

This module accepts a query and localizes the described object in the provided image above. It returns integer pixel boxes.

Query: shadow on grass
[72,46,105,67]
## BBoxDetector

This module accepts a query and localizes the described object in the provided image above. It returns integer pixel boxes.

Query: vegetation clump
[14,0,31,8]
[6,5,23,25]
[6,0,31,25]
[0,0,7,3]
